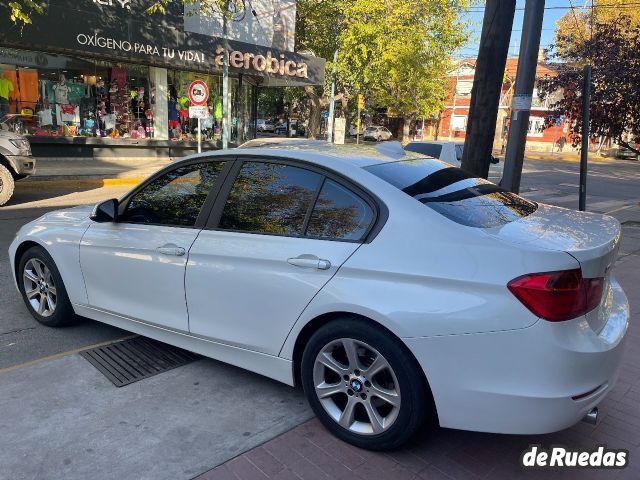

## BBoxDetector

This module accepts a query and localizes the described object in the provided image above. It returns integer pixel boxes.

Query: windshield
[365,158,537,228]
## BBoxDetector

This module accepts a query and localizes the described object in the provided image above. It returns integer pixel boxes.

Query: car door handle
[156,244,186,256]
[287,255,331,270]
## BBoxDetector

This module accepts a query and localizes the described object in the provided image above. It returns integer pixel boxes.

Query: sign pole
[222,2,230,149]
[197,118,202,153]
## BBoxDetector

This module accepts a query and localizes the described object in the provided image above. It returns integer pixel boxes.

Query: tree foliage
[538,16,640,154]
[554,1,640,58]
[338,0,468,121]
[2,0,43,25]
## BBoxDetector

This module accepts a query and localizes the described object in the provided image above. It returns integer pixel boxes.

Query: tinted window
[365,159,536,228]
[405,142,443,159]
[307,179,374,241]
[121,161,225,227]
[219,162,322,235]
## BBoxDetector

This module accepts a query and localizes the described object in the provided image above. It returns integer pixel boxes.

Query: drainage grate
[80,336,201,387]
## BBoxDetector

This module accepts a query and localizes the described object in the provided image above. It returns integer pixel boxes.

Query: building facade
[439,58,566,152]
[0,0,325,158]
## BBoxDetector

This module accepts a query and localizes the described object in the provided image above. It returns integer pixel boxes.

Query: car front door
[186,159,377,355]
[80,159,229,331]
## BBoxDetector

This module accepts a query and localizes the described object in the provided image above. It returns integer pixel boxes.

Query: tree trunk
[461,0,516,178]
[402,117,413,142]
[305,86,324,139]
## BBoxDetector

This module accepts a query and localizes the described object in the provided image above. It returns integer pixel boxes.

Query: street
[1,156,639,480]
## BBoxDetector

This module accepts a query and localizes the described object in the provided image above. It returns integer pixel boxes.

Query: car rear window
[365,159,537,228]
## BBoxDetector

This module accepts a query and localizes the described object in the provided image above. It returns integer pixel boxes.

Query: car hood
[37,204,94,224]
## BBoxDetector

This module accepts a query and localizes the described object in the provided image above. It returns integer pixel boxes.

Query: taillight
[507,269,604,322]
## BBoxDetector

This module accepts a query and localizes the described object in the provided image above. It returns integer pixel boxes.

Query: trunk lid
[486,203,621,332]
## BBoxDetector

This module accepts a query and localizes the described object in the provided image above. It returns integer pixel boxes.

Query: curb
[18,177,144,188]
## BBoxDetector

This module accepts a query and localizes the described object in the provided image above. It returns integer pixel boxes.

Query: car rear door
[185,158,377,355]
[79,159,230,331]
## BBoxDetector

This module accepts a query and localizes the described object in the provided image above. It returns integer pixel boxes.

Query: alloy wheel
[313,338,401,435]
[23,258,57,317]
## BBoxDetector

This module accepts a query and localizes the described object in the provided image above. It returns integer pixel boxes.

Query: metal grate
[80,336,201,387]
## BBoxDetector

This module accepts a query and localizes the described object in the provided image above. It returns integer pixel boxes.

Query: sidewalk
[19,156,175,188]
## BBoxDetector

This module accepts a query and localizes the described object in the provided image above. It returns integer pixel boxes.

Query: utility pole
[579,65,591,211]
[326,50,338,143]
[502,0,546,193]
[221,1,230,149]
[461,0,516,179]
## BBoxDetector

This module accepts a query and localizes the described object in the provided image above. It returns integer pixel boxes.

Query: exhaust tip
[583,407,598,425]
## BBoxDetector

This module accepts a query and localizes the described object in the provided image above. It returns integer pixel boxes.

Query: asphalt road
[0,157,638,371]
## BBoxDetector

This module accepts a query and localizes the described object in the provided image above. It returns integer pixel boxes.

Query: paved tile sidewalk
[198,223,640,480]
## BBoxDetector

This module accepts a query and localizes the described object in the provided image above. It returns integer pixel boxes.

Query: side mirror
[90,198,118,222]
[490,155,500,164]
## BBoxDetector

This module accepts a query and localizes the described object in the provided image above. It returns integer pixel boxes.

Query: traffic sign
[357,94,365,109]
[322,111,329,120]
[188,80,209,106]
[189,106,210,119]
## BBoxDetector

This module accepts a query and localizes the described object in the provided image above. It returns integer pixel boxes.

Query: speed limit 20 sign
[188,80,209,106]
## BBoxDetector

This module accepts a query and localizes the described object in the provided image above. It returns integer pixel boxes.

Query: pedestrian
[558,135,566,152]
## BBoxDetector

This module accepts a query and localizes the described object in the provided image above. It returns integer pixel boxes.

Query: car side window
[120,161,225,227]
[219,161,323,236]
[306,179,374,241]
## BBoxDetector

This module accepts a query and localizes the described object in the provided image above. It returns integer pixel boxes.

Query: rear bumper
[404,278,629,434]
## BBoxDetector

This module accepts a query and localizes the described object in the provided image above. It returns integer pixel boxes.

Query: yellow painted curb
[19,177,144,189]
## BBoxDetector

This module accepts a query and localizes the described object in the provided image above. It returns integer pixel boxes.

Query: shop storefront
[0,0,324,158]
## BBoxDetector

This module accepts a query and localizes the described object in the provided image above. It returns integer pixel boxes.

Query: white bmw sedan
[9,144,629,450]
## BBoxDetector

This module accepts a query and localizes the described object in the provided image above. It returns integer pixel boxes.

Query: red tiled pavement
[198,254,640,480]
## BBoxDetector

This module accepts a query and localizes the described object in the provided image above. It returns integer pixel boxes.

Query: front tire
[18,246,77,327]
[0,164,15,206]
[301,318,433,450]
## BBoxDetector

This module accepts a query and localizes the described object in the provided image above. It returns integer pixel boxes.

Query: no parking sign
[188,80,209,106]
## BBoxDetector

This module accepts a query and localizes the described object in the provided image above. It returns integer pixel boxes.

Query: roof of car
[208,139,437,167]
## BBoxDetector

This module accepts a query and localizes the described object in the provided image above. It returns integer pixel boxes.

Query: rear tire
[301,318,434,450]
[0,164,15,206]
[18,246,77,327]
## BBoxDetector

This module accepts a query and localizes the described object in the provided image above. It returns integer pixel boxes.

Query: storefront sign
[0,0,325,86]
[188,80,209,106]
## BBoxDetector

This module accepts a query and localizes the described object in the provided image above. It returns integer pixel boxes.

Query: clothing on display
[53,82,69,105]
[38,108,53,126]
[56,104,80,124]
[0,76,14,100]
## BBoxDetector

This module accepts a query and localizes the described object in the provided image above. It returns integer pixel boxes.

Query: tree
[554,1,640,58]
[538,16,640,155]
[337,0,469,139]
[2,0,43,25]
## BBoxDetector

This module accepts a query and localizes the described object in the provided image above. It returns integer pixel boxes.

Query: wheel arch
[290,311,438,422]
[0,152,18,176]
[13,240,46,284]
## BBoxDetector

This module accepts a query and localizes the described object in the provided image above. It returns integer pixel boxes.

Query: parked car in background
[405,140,503,184]
[0,114,37,206]
[363,125,393,142]
[10,143,628,450]
[349,123,365,137]
[275,120,306,137]
[257,119,275,133]
[611,144,638,160]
